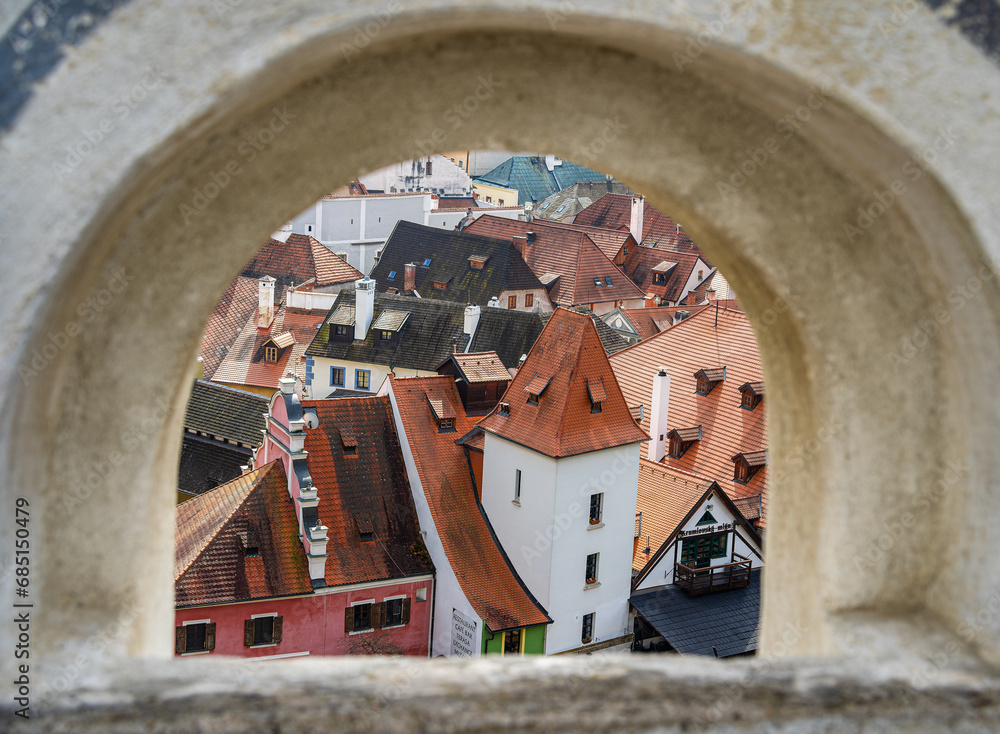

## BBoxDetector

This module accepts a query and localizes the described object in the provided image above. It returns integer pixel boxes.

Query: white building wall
[674,257,713,305]
[480,435,641,654]
[307,355,435,398]
[384,380,484,658]
[498,289,554,313]
[634,491,764,592]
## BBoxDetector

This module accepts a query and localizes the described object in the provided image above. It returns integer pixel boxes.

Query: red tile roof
[477,308,648,458]
[464,216,645,307]
[539,219,635,262]
[619,305,711,340]
[300,396,434,587]
[624,247,708,305]
[608,304,768,526]
[444,352,511,383]
[242,233,362,297]
[633,460,712,573]
[174,461,313,606]
[211,305,325,390]
[390,375,551,632]
[198,275,260,379]
[573,193,700,253]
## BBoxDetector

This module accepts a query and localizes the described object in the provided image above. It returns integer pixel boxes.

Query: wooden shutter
[344,606,355,633]
[272,616,283,644]
[175,625,187,654]
[244,619,255,647]
[374,602,386,629]
[205,623,216,651]
[401,598,411,626]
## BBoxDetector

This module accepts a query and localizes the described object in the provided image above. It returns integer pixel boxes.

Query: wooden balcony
[675,554,752,596]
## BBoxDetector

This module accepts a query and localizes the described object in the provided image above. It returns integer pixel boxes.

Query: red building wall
[175,577,433,658]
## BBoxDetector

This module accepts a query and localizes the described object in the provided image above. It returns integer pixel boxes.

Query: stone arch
[3,0,1000,726]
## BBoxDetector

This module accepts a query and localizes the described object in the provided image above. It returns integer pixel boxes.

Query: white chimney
[630,195,645,246]
[464,304,481,343]
[648,366,670,462]
[258,276,276,328]
[354,277,376,341]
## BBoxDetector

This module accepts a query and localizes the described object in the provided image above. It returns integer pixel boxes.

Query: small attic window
[739,381,765,410]
[732,450,767,484]
[341,429,358,456]
[264,346,278,363]
[359,532,374,542]
[524,374,551,406]
[468,254,489,270]
[432,281,447,290]
[696,509,718,526]
[667,426,702,458]
[694,367,726,396]
[244,545,260,558]
[593,278,602,287]
[388,270,397,279]
[654,272,666,284]
[605,276,613,286]
[423,258,432,267]
[587,378,607,414]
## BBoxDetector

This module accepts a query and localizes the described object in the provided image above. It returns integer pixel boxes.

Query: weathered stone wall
[2,0,1000,729]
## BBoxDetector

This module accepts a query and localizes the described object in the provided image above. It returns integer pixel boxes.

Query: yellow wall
[473,181,519,207]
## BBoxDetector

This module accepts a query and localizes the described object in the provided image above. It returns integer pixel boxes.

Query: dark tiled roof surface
[465,216,646,307]
[609,305,768,526]
[478,309,648,458]
[630,569,761,657]
[369,221,543,304]
[475,156,609,205]
[183,379,268,447]
[301,396,434,587]
[391,375,550,631]
[198,276,260,379]
[574,193,700,253]
[175,461,313,606]
[177,437,252,498]
[468,307,546,368]
[306,291,468,372]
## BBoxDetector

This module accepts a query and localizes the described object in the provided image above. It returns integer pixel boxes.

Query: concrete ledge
[9,654,1000,732]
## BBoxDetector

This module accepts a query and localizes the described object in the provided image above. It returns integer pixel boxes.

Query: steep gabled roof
[198,275,260,379]
[369,221,543,304]
[301,396,434,587]
[632,461,713,573]
[468,306,547,368]
[619,305,710,340]
[477,308,648,458]
[390,375,551,632]
[624,247,708,305]
[184,379,268,448]
[242,233,362,301]
[175,461,313,606]
[609,305,768,525]
[212,306,325,390]
[464,216,645,307]
[573,192,699,252]
[533,180,634,223]
[540,308,630,355]
[177,437,252,499]
[539,219,635,261]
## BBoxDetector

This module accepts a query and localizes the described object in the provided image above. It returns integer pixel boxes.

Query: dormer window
[654,273,666,284]
[341,429,358,456]
[667,426,702,458]
[524,374,552,406]
[427,395,457,432]
[732,450,767,484]
[693,367,726,396]
[738,381,765,410]
[586,378,607,414]
[468,255,489,270]
[432,280,447,290]
[328,305,356,343]
[264,346,278,363]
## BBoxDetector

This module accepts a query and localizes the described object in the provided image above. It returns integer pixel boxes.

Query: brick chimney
[648,367,670,462]
[629,195,645,246]
[404,262,417,292]
[258,275,275,329]
[512,235,526,257]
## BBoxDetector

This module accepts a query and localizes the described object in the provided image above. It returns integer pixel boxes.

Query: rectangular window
[380,329,393,342]
[331,367,345,387]
[585,553,599,584]
[525,293,534,308]
[244,615,284,646]
[356,370,371,390]
[175,621,216,654]
[388,270,397,280]
[351,602,373,632]
[680,533,729,566]
[589,493,603,525]
[264,346,278,363]
[593,278,602,287]
[385,598,404,627]
[605,276,613,286]
[504,629,522,654]
[499,199,505,206]
[514,469,521,503]
[582,613,594,644]
[508,295,517,309]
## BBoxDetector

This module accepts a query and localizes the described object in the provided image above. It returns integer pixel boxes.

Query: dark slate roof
[541,308,630,355]
[306,291,469,371]
[177,436,251,498]
[369,221,543,304]
[468,307,547,368]
[630,569,761,658]
[475,156,609,205]
[183,379,269,448]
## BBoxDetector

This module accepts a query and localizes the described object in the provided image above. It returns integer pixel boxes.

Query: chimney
[354,277,376,341]
[648,367,670,462]
[629,195,645,246]
[512,235,526,257]
[258,275,276,328]
[464,304,481,342]
[404,262,417,292]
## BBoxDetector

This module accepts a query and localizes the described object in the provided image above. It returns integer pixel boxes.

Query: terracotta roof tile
[624,247,706,305]
[573,193,701,253]
[464,216,645,307]
[301,396,434,587]
[242,233,361,302]
[478,308,648,458]
[391,375,550,631]
[633,461,713,573]
[175,461,313,606]
[619,306,710,340]
[609,305,768,526]
[446,352,511,383]
[198,275,260,379]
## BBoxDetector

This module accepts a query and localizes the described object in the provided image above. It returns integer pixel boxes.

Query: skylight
[423,258,432,266]
[605,276,613,286]
[593,278,602,287]
[388,270,396,279]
